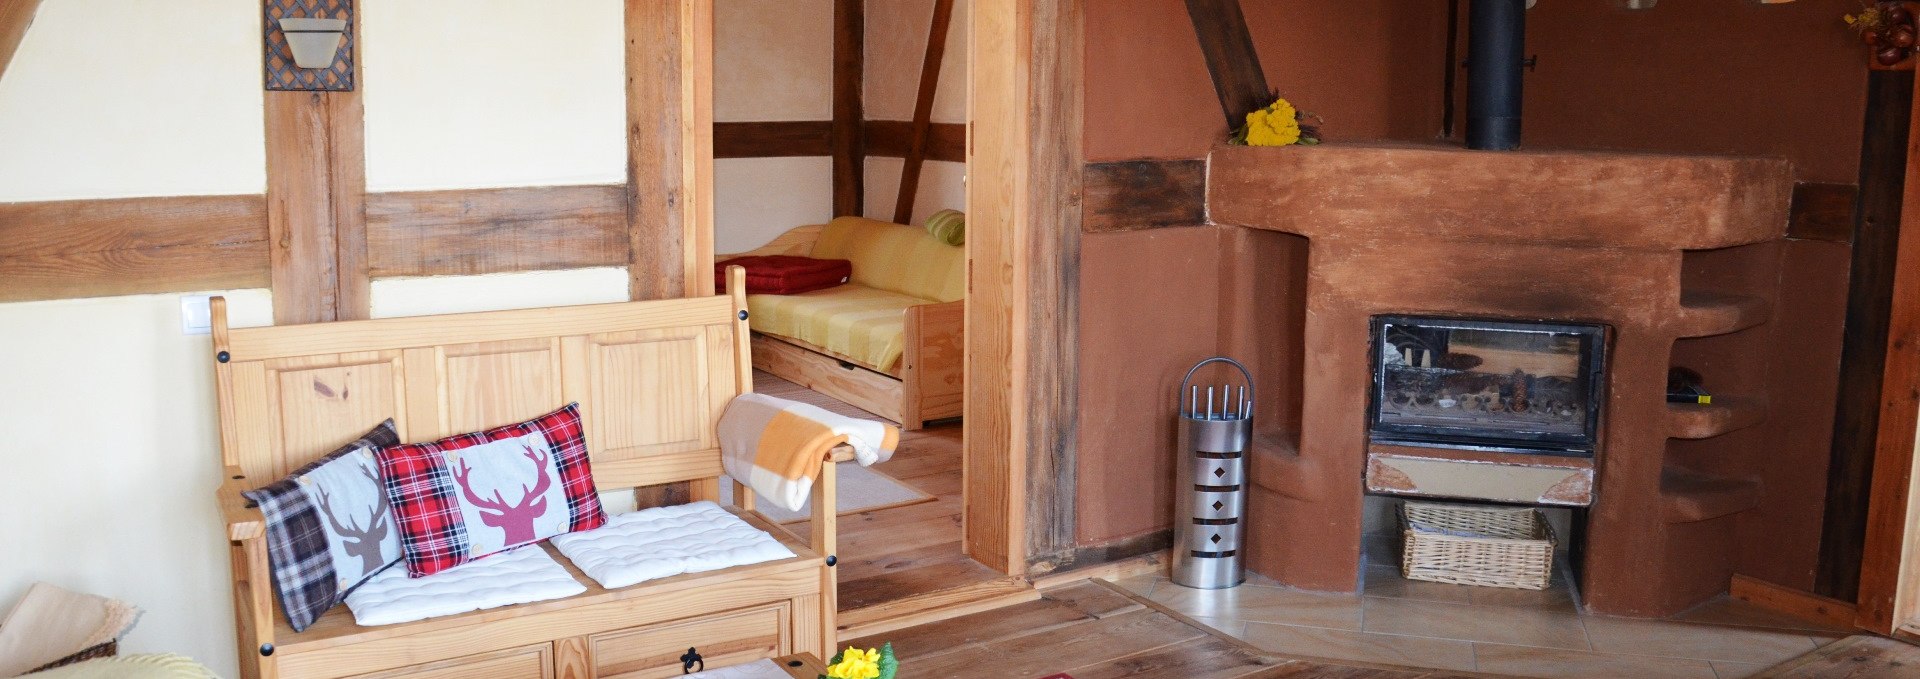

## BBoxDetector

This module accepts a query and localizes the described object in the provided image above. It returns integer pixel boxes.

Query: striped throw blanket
[718,393,900,512]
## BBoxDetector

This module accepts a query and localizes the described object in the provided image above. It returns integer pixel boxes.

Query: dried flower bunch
[1847,1,1919,66]
[1229,93,1321,147]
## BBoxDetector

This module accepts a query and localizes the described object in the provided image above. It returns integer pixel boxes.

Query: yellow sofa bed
[731,216,964,430]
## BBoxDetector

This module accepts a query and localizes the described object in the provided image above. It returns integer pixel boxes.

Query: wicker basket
[1400,501,1556,590]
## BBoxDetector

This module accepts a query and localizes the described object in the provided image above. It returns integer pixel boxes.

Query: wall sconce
[279,17,347,69]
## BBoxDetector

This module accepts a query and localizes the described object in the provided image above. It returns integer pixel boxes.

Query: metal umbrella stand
[1173,357,1253,590]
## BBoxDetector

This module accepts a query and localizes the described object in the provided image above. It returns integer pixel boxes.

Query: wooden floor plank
[845,598,1093,661]
[1754,634,1920,678]
[755,371,1002,614]
[1061,635,1285,679]
[1042,580,1149,619]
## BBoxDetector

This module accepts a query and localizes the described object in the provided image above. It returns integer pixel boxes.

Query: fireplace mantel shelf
[1666,398,1767,440]
[1207,142,1793,251]
[1675,292,1771,338]
[1662,465,1763,525]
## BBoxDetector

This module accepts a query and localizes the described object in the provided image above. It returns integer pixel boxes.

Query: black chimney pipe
[1466,0,1527,150]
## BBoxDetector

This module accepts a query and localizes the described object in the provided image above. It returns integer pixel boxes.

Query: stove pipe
[1466,0,1527,150]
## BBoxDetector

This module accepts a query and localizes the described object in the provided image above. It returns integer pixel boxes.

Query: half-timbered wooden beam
[714,121,833,158]
[0,195,269,303]
[1853,66,1920,635]
[0,0,43,84]
[831,0,865,217]
[366,186,629,277]
[892,0,956,225]
[864,121,965,163]
[625,0,714,301]
[1184,0,1269,131]
[1821,67,1916,600]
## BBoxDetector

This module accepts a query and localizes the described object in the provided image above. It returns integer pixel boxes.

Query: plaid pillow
[242,420,402,632]
[377,403,606,578]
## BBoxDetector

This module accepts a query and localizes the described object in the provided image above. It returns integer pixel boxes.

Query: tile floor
[1111,544,1852,679]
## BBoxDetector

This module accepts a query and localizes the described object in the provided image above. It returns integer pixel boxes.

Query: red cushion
[376,404,606,577]
[716,256,852,295]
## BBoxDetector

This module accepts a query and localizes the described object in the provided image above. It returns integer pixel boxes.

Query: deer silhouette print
[451,445,554,546]
[313,464,391,575]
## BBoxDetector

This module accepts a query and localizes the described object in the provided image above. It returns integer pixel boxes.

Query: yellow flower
[1243,98,1303,147]
[826,647,882,679]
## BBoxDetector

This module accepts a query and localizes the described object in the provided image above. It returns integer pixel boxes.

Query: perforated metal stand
[1172,357,1253,590]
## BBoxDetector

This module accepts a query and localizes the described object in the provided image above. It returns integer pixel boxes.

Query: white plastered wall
[713,0,834,254]
[0,2,630,675]
[862,0,969,227]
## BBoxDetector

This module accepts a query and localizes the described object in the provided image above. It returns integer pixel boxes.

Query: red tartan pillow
[376,403,606,577]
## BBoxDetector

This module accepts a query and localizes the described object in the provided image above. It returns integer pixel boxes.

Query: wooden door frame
[1856,64,1920,636]
[964,0,1082,576]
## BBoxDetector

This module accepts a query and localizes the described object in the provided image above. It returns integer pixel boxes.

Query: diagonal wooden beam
[892,0,956,225]
[1183,0,1269,131]
[0,0,43,85]
[832,0,865,217]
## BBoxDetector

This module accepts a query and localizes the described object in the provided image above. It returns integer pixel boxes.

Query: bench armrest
[218,466,266,542]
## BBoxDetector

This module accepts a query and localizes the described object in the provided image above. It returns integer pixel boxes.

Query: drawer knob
[680,647,703,674]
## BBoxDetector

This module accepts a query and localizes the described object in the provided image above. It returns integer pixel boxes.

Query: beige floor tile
[1148,582,1365,631]
[1110,574,1160,597]
[1581,614,1818,664]
[1190,615,1249,639]
[1473,643,1719,679]
[1362,597,1590,650]
[1469,581,1579,611]
[1363,565,1475,604]
[1710,661,1769,679]
[1671,596,1854,634]
[1241,621,1478,672]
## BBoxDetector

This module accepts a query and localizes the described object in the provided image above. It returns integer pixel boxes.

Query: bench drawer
[347,643,553,679]
[591,603,790,679]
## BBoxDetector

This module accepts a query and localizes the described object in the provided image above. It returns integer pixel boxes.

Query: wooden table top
[773,653,826,678]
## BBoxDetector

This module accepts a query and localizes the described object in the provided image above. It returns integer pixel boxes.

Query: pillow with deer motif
[376,403,607,578]
[241,419,403,632]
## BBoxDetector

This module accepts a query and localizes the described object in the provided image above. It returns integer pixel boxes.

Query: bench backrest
[210,283,751,492]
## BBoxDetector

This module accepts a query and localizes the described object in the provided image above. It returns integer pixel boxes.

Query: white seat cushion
[344,546,584,626]
[549,501,795,590]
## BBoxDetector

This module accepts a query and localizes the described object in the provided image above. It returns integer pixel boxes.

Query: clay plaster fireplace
[1207,142,1795,617]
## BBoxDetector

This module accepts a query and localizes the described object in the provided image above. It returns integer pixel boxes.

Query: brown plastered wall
[1514,0,1866,184]
[1076,0,1446,546]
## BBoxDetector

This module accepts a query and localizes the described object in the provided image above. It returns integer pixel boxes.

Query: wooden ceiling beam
[1184,0,1269,132]
[625,0,714,301]
[0,0,44,85]
[892,0,956,225]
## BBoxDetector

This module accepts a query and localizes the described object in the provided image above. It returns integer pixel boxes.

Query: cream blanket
[718,393,899,512]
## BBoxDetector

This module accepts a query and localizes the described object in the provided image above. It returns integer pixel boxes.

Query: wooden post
[1820,67,1917,600]
[810,456,838,661]
[831,0,865,217]
[891,0,956,225]
[1183,0,1269,131]
[262,2,367,324]
[1853,66,1920,634]
[626,0,714,302]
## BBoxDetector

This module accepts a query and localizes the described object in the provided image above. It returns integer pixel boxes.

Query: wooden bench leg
[811,458,838,661]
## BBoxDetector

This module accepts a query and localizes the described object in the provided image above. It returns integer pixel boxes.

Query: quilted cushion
[242,420,402,632]
[343,546,585,627]
[746,285,925,371]
[548,501,795,590]
[377,404,606,577]
[682,659,795,679]
[810,216,965,304]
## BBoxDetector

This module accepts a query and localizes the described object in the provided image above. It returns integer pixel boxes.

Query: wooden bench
[212,269,840,678]
[728,218,964,430]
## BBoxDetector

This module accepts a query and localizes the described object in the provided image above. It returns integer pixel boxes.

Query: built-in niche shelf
[1660,465,1762,524]
[1666,397,1766,440]
[1674,291,1770,338]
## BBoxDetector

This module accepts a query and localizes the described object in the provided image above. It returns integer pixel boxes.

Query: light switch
[180,295,213,335]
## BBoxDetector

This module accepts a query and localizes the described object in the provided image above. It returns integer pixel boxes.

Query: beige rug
[719,462,934,524]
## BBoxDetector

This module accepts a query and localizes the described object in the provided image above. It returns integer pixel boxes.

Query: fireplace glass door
[1369,316,1606,455]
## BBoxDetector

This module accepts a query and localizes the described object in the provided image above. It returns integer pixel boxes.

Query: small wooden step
[1666,397,1765,440]
[1661,465,1762,524]
[1673,291,1770,338]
